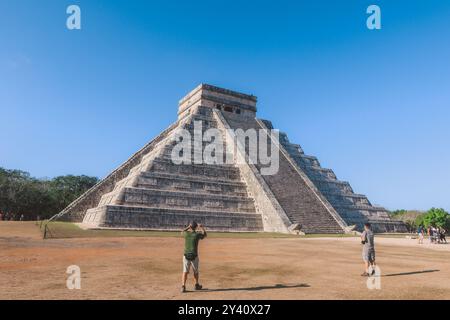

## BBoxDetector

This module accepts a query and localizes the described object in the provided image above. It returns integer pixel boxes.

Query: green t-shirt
[184,231,205,255]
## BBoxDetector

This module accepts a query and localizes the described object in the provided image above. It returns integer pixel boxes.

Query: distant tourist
[439,228,447,244]
[435,227,440,243]
[427,226,433,244]
[19,214,24,221]
[431,226,438,244]
[417,225,424,244]
[361,223,376,277]
[181,221,207,293]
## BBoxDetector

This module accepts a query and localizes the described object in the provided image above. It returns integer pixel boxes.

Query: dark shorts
[362,249,375,263]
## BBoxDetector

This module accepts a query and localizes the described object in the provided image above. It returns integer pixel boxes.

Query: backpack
[184,252,197,261]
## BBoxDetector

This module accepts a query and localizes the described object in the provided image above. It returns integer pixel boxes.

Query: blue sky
[1,0,449,211]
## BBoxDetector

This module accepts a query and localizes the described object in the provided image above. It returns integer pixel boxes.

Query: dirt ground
[1,222,449,300]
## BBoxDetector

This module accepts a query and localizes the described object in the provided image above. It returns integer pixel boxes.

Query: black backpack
[184,252,197,261]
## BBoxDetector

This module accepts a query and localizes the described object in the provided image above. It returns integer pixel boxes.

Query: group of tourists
[0,211,25,221]
[417,225,447,244]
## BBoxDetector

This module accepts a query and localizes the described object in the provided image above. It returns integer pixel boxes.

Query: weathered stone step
[280,143,304,156]
[302,166,336,176]
[322,193,371,206]
[136,172,248,196]
[292,155,321,167]
[139,171,244,185]
[184,117,218,128]
[120,187,256,212]
[165,138,228,150]
[327,199,370,207]
[363,219,407,233]
[312,179,353,192]
[176,126,223,137]
[302,169,337,181]
[160,147,234,161]
[149,158,242,181]
[158,154,235,165]
[153,154,237,168]
[287,213,344,234]
[332,203,387,212]
[83,205,263,232]
[320,191,367,199]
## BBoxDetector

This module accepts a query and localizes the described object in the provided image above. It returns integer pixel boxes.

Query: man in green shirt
[181,221,207,293]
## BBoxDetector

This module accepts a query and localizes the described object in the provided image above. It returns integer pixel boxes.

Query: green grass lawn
[39,221,357,240]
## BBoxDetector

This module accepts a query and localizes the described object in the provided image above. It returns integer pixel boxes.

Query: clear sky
[1,0,449,211]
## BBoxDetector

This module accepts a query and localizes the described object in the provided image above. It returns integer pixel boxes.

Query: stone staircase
[82,106,263,232]
[220,111,346,234]
[274,127,407,233]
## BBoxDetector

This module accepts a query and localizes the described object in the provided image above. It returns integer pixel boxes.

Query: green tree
[0,167,98,220]
[390,209,426,232]
[390,209,407,217]
[415,214,426,228]
[422,208,450,229]
[48,175,99,211]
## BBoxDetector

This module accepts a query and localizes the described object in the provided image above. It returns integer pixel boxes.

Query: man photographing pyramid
[181,221,207,293]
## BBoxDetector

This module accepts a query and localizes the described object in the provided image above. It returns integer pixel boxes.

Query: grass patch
[376,233,416,238]
[39,222,357,239]
[41,222,181,239]
[298,233,356,238]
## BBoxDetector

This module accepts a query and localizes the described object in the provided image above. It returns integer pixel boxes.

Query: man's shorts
[362,249,376,263]
[183,255,199,274]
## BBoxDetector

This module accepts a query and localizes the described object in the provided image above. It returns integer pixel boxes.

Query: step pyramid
[58,84,406,233]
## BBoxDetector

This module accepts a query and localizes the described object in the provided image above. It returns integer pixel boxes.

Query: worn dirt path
[1,222,449,300]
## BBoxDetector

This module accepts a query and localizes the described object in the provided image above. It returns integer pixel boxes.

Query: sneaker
[195,284,203,290]
[181,285,186,293]
[361,272,370,277]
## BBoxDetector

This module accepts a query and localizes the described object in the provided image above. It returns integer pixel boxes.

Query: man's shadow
[382,269,440,277]
[192,283,310,293]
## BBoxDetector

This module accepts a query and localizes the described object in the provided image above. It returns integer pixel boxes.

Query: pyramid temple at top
[59,84,406,233]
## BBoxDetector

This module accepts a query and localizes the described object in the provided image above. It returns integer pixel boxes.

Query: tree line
[0,167,98,220]
[390,208,450,232]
